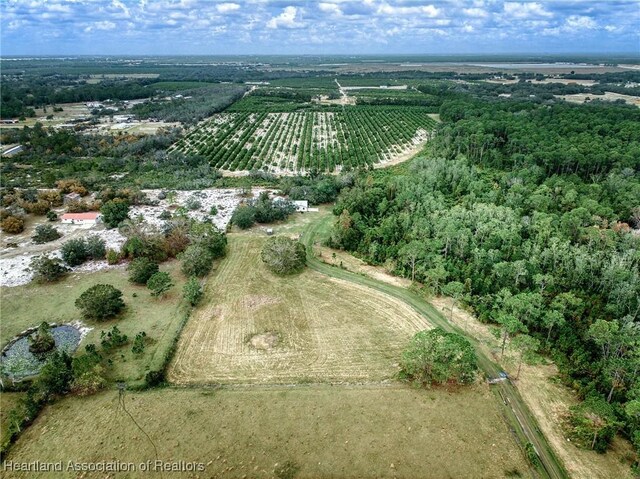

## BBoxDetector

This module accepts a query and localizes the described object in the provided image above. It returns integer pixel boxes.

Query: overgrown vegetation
[328,96,640,458]
[260,236,306,275]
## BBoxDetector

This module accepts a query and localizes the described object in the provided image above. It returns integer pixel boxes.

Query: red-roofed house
[61,212,101,225]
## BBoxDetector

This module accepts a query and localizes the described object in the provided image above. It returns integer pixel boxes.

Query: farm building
[292,200,308,212]
[61,212,101,225]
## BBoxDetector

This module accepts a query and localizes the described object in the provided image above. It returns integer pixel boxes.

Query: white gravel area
[0,188,261,288]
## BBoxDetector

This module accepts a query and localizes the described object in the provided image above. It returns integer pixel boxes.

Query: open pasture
[168,235,431,385]
[170,108,435,173]
[5,386,529,479]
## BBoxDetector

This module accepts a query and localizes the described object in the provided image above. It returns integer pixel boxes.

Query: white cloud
[565,15,597,30]
[319,3,341,15]
[376,2,440,17]
[84,21,116,33]
[463,7,487,18]
[217,3,240,14]
[503,2,552,19]
[462,23,474,32]
[267,6,303,29]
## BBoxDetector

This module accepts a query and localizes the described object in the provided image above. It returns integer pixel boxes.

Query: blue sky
[1,1,639,56]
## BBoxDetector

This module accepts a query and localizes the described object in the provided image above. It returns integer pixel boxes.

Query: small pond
[1,325,82,380]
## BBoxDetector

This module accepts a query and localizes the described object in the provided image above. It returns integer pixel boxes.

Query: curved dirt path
[302,214,568,479]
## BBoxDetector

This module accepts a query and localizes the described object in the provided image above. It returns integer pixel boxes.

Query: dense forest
[328,98,640,462]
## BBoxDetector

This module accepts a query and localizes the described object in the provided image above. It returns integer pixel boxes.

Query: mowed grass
[5,386,530,479]
[1,261,188,384]
[168,233,431,384]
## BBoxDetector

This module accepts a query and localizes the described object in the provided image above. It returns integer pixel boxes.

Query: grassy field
[1,261,188,384]
[5,386,530,478]
[168,233,430,384]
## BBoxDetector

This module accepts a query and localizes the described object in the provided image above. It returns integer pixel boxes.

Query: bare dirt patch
[249,332,280,350]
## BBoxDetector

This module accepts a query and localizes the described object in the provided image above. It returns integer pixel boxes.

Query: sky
[1,0,639,56]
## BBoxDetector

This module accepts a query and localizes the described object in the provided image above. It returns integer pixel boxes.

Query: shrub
[22,200,51,215]
[399,328,478,387]
[1,215,24,234]
[100,326,128,350]
[100,199,129,228]
[261,236,306,275]
[147,271,173,297]
[29,255,69,283]
[159,209,172,220]
[209,205,218,216]
[75,284,125,321]
[56,179,88,196]
[185,196,202,210]
[180,244,214,277]
[61,238,88,266]
[183,276,203,306]
[127,257,159,284]
[46,210,58,221]
[85,235,106,260]
[131,331,147,355]
[38,190,63,207]
[36,351,74,396]
[106,248,120,265]
[29,322,56,355]
[70,364,106,396]
[566,396,621,453]
[231,205,256,229]
[32,224,61,244]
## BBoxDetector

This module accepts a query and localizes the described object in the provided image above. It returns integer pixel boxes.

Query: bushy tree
[29,322,56,355]
[566,395,621,453]
[61,238,89,266]
[180,244,213,277]
[29,255,69,283]
[183,276,203,306]
[85,235,106,260]
[36,351,73,396]
[260,236,306,275]
[100,199,129,228]
[32,224,61,244]
[1,215,24,234]
[75,284,125,321]
[127,257,159,284]
[232,204,256,229]
[147,271,173,297]
[399,328,478,387]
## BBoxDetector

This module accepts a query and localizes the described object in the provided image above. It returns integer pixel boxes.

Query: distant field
[170,109,435,173]
[168,234,431,384]
[558,91,640,107]
[5,386,530,478]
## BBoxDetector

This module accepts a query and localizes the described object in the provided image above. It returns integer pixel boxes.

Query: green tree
[29,255,69,283]
[442,281,465,321]
[36,351,73,396]
[400,328,478,386]
[100,199,129,228]
[511,334,541,379]
[180,243,214,277]
[232,204,256,229]
[127,257,159,284]
[75,284,125,321]
[147,271,173,297]
[32,224,61,244]
[261,236,306,275]
[61,238,88,266]
[183,276,203,306]
[495,313,527,358]
[85,235,106,260]
[28,322,56,355]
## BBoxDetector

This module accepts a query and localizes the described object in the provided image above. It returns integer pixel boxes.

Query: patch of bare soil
[242,295,280,310]
[249,332,280,351]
